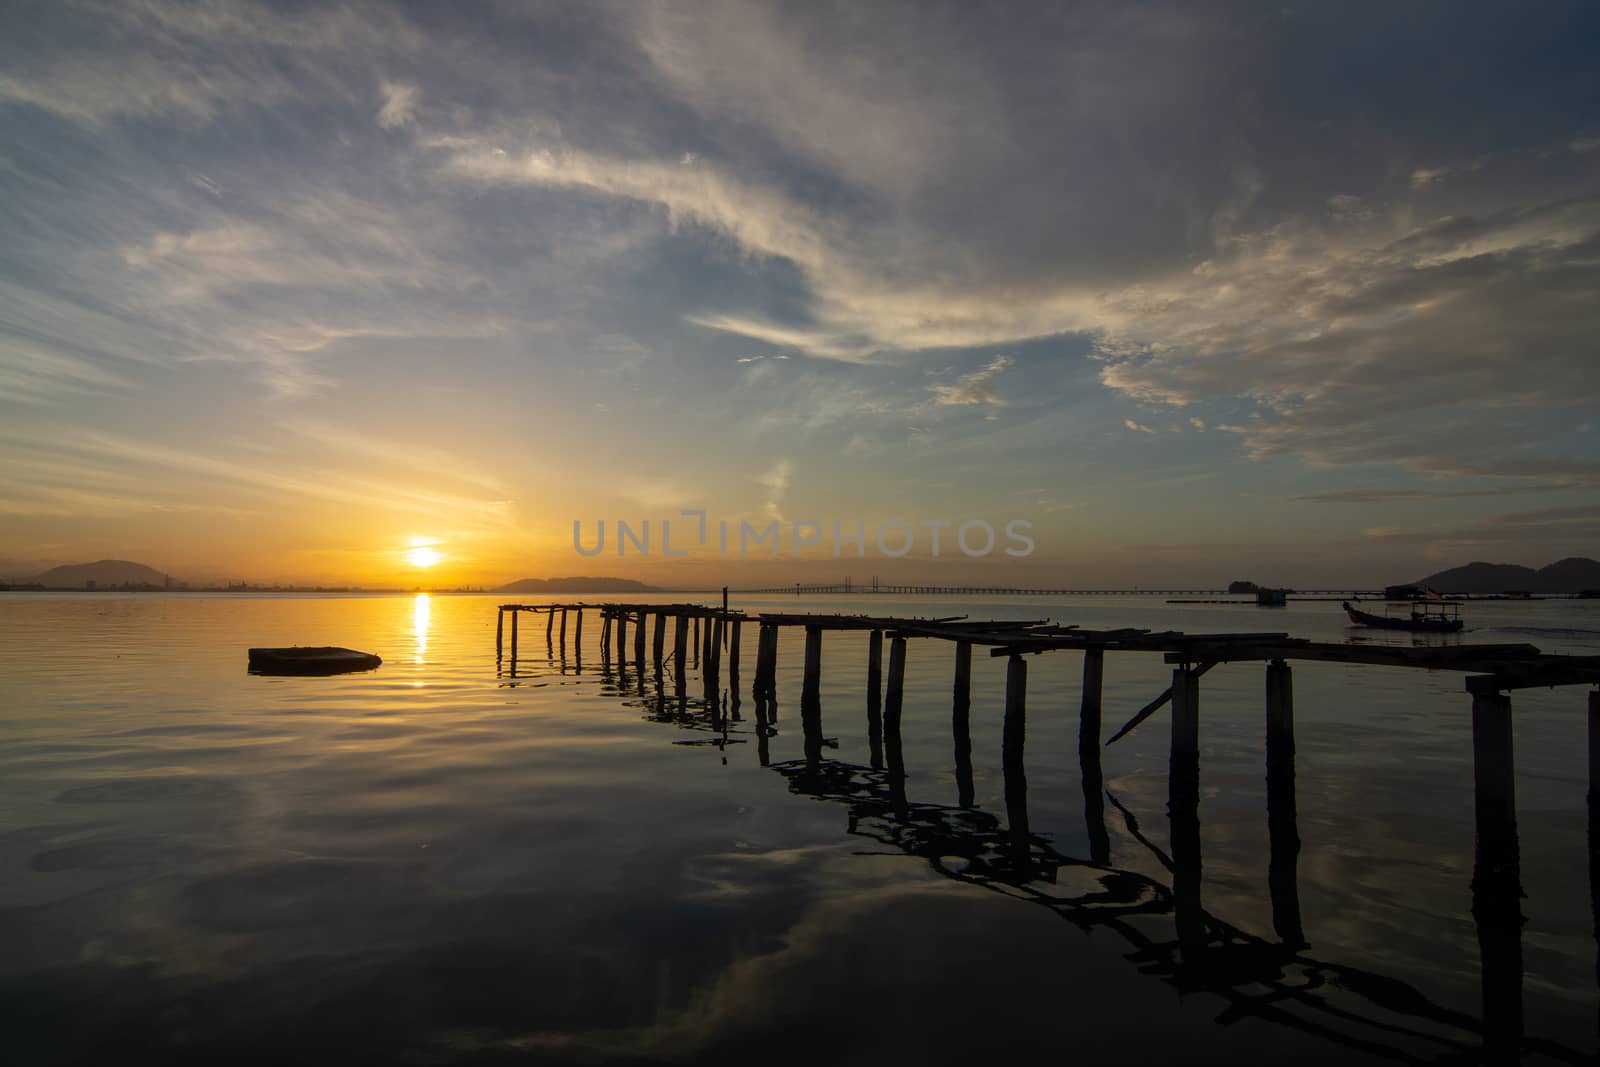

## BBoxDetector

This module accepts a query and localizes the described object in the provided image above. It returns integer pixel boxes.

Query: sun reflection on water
[412,593,430,668]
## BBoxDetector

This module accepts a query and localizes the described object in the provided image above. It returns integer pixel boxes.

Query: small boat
[1342,600,1463,633]
[247,646,382,675]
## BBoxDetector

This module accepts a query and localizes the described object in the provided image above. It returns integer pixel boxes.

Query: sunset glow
[406,547,443,569]
[0,2,1595,592]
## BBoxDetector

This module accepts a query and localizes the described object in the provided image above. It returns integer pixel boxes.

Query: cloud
[1359,503,1600,546]
[1410,167,1450,189]
[1123,419,1155,434]
[377,80,419,129]
[929,355,1012,406]
[758,459,791,521]
[0,337,128,406]
[1093,196,1600,483]
[0,0,423,126]
[1292,486,1568,504]
[107,190,500,395]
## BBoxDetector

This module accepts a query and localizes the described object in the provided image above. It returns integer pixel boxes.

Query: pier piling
[885,636,907,779]
[1468,680,1524,1058]
[1170,664,1204,963]
[1004,654,1029,861]
[802,625,822,712]
[953,641,974,808]
[1266,659,1304,946]
[673,613,688,686]
[867,629,884,770]
[1080,647,1109,863]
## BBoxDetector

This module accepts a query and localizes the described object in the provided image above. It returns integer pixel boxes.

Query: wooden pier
[494,599,1600,1062]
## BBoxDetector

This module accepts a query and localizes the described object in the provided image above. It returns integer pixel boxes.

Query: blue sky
[1,0,1597,587]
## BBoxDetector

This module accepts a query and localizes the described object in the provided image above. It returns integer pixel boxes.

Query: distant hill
[494,576,661,594]
[32,559,174,589]
[1414,557,1600,594]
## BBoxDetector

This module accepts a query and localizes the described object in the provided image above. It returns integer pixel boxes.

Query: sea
[2,591,1597,1065]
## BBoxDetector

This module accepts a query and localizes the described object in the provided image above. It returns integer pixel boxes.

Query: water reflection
[498,620,1591,1064]
[412,593,430,666]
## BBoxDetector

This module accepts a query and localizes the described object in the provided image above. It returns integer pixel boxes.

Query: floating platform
[247,646,382,676]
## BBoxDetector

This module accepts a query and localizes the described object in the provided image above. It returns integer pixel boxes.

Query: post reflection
[493,614,1586,1066]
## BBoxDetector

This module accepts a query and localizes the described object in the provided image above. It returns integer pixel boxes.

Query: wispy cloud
[929,355,1012,406]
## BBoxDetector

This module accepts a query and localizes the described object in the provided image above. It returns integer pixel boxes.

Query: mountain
[1414,557,1600,594]
[493,576,662,594]
[32,559,174,589]
[1537,557,1600,591]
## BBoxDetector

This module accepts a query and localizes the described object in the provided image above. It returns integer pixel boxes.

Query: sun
[406,546,442,568]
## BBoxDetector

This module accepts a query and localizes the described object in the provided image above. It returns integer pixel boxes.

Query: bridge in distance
[731,581,1381,597]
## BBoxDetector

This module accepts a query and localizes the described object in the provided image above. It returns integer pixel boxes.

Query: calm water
[2,592,1597,1064]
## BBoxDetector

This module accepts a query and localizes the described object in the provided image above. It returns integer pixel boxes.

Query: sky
[1,0,1597,589]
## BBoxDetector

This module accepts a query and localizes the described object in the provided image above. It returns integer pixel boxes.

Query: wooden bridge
[494,599,1600,1062]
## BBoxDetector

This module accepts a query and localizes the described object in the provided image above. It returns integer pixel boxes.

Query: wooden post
[752,624,768,699]
[1171,664,1199,765]
[693,615,701,668]
[754,624,776,701]
[673,613,688,685]
[801,625,822,710]
[545,606,554,644]
[1468,679,1523,1058]
[616,611,627,668]
[801,625,823,765]
[1471,684,1518,872]
[1003,654,1029,864]
[653,611,666,667]
[866,629,884,770]
[559,608,567,655]
[1080,647,1103,741]
[634,610,646,666]
[727,619,742,697]
[884,636,907,778]
[1170,664,1203,965]
[706,616,723,695]
[510,608,519,662]
[953,641,973,808]
[1266,659,1304,946]
[1080,647,1108,863]
[495,608,504,657]
[574,608,583,656]
[1589,689,1599,1011]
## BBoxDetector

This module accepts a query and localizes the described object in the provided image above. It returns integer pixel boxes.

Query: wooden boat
[247,646,382,675]
[1342,600,1463,633]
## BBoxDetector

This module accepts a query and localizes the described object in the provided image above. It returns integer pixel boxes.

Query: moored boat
[247,646,382,675]
[1342,600,1463,633]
